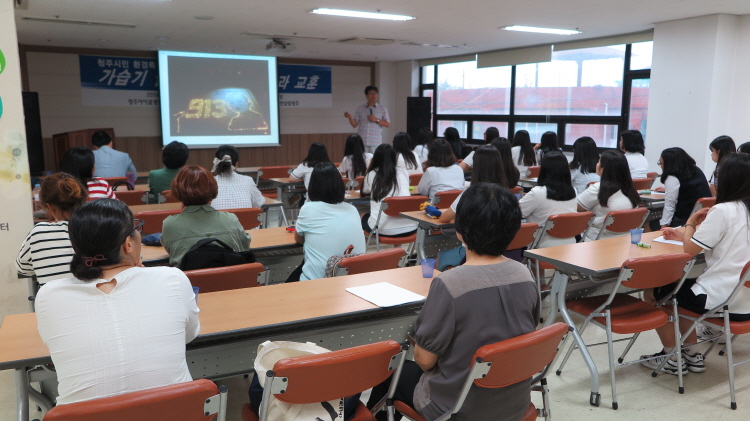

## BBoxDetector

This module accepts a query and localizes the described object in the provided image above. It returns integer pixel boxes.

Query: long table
[400,210,458,260]
[129,199,284,228]
[0,266,435,421]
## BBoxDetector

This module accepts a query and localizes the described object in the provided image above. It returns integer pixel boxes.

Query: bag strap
[187,238,235,252]
[342,244,355,256]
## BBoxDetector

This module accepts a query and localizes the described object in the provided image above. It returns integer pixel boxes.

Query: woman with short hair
[211,144,265,210]
[569,136,601,194]
[149,140,189,197]
[417,138,465,203]
[58,146,116,200]
[619,129,649,179]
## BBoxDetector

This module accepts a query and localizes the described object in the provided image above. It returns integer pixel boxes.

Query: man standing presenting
[91,131,137,178]
[344,86,390,153]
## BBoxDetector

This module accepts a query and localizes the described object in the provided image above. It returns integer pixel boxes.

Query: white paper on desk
[346,282,426,307]
[649,192,666,195]
[653,236,683,246]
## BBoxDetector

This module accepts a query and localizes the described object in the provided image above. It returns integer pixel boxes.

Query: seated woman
[393,132,424,176]
[576,150,640,241]
[361,144,418,238]
[443,127,469,160]
[642,153,750,375]
[338,134,371,180]
[533,131,561,162]
[417,138,464,203]
[458,126,499,171]
[35,198,199,405]
[161,165,250,267]
[412,127,434,166]
[511,130,537,178]
[149,141,189,198]
[211,144,266,210]
[491,138,521,188]
[650,147,711,230]
[370,183,539,421]
[289,142,331,190]
[17,173,87,285]
[519,152,578,247]
[708,135,736,196]
[619,129,649,179]
[569,136,601,194]
[292,162,366,281]
[58,146,116,200]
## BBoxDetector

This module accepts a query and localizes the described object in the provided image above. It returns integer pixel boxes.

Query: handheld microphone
[369,107,373,115]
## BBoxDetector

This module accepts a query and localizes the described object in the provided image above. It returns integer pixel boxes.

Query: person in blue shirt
[91,131,137,178]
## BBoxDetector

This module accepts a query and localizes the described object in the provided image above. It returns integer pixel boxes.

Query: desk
[400,210,458,260]
[236,166,261,179]
[0,266,436,421]
[524,231,684,406]
[520,177,538,186]
[639,193,665,224]
[267,178,304,225]
[129,202,182,213]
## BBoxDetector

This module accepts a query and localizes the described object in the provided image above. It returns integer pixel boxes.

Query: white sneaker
[697,324,726,345]
[640,350,688,375]
[682,350,706,373]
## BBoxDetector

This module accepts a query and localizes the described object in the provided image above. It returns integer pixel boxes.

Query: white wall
[375,61,396,143]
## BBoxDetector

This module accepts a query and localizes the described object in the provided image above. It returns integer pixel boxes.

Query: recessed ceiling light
[502,25,580,35]
[194,15,214,20]
[310,8,414,21]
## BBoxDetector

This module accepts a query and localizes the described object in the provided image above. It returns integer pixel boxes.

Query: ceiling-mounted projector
[266,38,295,52]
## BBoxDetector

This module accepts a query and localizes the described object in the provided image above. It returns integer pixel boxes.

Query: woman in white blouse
[458,126,499,171]
[619,130,649,179]
[412,127,434,167]
[511,130,537,178]
[569,136,601,194]
[211,144,266,210]
[417,138,465,203]
[576,150,640,241]
[35,199,199,405]
[338,134,372,180]
[393,132,424,176]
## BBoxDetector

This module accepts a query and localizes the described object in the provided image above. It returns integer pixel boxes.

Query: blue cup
[420,258,436,278]
[192,286,200,304]
[630,228,643,244]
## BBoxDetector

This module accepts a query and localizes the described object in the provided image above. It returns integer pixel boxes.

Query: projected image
[172,88,269,135]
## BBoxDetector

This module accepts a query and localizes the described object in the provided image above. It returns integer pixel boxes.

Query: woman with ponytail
[17,173,87,285]
[211,144,265,210]
[35,198,200,405]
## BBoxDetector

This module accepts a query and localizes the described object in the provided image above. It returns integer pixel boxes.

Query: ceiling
[13,0,750,62]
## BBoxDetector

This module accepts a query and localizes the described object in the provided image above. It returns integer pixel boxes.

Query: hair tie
[83,254,107,267]
[211,155,235,173]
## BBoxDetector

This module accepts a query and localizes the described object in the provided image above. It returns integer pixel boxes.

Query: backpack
[324,244,363,277]
[178,238,255,271]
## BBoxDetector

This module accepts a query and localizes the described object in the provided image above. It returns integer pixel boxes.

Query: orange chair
[690,196,716,216]
[185,262,267,293]
[160,190,180,203]
[594,207,649,240]
[220,208,263,230]
[646,171,658,188]
[354,175,365,190]
[257,166,292,198]
[45,378,228,421]
[557,254,694,409]
[116,190,147,206]
[333,248,406,276]
[242,340,407,421]
[409,173,423,186]
[510,186,523,196]
[134,209,182,235]
[632,178,652,190]
[395,323,571,421]
[506,222,539,251]
[365,195,428,252]
[526,166,541,178]
[432,189,462,207]
[101,176,128,186]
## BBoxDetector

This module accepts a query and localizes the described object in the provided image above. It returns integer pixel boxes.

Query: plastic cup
[192,286,200,304]
[630,228,643,244]
[126,171,137,187]
[420,258,436,278]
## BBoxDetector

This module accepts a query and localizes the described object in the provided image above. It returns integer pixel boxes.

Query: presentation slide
[158,51,279,148]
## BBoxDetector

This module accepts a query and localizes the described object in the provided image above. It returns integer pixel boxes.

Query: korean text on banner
[79,55,159,106]
[278,64,332,108]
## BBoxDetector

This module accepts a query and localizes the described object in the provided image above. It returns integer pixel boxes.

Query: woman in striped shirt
[17,173,88,284]
[59,146,116,200]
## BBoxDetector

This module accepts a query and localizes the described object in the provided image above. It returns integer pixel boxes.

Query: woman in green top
[148,141,189,198]
[161,165,250,267]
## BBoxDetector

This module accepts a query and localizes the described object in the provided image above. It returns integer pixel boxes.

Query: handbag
[324,245,363,278]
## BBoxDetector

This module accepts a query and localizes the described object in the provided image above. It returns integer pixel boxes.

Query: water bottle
[32,184,41,211]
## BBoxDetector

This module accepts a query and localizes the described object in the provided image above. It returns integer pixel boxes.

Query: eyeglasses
[657,160,663,166]
[133,219,144,233]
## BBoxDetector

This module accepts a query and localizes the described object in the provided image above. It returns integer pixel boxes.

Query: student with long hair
[211,144,265,210]
[642,153,750,375]
[413,127,434,165]
[533,131,561,162]
[708,135,736,196]
[569,136,601,194]
[651,147,711,229]
[361,144,418,236]
[443,127,468,160]
[59,146,116,200]
[491,138,521,188]
[417,138,465,202]
[459,126,500,171]
[289,142,331,189]
[619,129,649,179]
[393,132,423,176]
[576,151,640,241]
[35,199,199,405]
[17,173,88,285]
[338,134,371,180]
[519,152,578,247]
[511,130,537,177]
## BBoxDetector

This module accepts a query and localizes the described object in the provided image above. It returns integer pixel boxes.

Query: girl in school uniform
[511,130,537,178]
[338,134,371,180]
[412,127,434,167]
[361,144,418,237]
[619,129,649,179]
[289,142,331,190]
[491,138,521,188]
[569,136,601,194]
[443,127,469,160]
[708,135,736,196]
[393,132,424,176]
[651,147,711,230]
[576,150,640,241]
[519,152,578,248]
[533,131,562,163]
[458,126,499,171]
[417,138,465,203]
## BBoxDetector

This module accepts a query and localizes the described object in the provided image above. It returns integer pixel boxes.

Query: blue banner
[79,55,158,91]
[278,64,332,108]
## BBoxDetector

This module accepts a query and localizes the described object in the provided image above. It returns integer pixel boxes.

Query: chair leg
[605,310,618,410]
[557,316,593,375]
[672,302,684,394]
[724,312,737,409]
[718,334,738,357]
[617,332,640,363]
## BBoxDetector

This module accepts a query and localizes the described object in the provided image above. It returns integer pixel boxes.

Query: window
[514,123,558,144]
[422,65,435,84]
[436,121,467,138]
[472,122,510,141]
[628,78,650,139]
[436,61,512,115]
[565,124,619,148]
[630,42,653,71]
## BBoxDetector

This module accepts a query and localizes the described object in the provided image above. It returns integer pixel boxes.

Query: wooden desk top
[524,231,683,276]
[640,193,666,203]
[130,202,183,213]
[236,167,261,174]
[261,198,282,207]
[0,266,436,368]
[269,178,304,186]
[400,210,453,229]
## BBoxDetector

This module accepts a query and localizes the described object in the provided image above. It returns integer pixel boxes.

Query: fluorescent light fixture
[502,25,580,35]
[22,16,137,28]
[310,8,414,21]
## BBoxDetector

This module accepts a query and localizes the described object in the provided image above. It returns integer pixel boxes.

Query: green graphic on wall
[0,49,5,75]
[0,97,3,119]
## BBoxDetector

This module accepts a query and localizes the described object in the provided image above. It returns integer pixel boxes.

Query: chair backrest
[134,209,182,235]
[506,222,539,250]
[620,253,693,290]
[540,211,594,241]
[742,261,750,289]
[161,190,180,203]
[116,190,147,206]
[102,176,128,186]
[632,178,652,190]
[184,262,266,292]
[691,196,716,216]
[526,166,540,178]
[381,195,429,217]
[270,340,403,404]
[510,186,523,195]
[409,173,423,186]
[220,208,263,230]
[44,378,226,421]
[433,189,462,207]
[600,207,649,236]
[354,176,365,190]
[646,172,658,180]
[336,248,406,276]
[259,166,292,180]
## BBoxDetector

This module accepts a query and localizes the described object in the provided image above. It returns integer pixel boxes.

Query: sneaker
[640,350,688,375]
[697,324,726,345]
[682,350,706,373]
